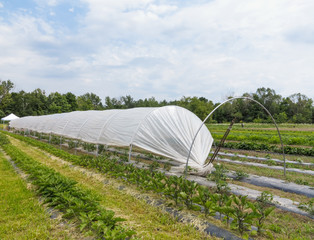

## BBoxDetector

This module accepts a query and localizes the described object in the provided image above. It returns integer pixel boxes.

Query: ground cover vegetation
[4,132,314,239]
[0,151,79,239]
[1,80,313,123]
[0,133,136,240]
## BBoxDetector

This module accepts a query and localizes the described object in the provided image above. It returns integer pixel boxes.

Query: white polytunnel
[9,106,213,168]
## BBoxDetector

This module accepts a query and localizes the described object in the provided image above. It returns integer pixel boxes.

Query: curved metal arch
[185,96,286,176]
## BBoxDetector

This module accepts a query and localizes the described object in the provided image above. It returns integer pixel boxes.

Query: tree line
[0,79,313,123]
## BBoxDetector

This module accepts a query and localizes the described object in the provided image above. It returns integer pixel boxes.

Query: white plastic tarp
[10,106,213,168]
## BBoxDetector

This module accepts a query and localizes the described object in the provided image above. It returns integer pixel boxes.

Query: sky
[0,0,313,103]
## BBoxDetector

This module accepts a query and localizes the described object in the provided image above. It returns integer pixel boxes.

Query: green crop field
[0,125,313,240]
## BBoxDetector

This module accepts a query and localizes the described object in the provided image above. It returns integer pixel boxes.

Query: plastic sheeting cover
[10,106,213,168]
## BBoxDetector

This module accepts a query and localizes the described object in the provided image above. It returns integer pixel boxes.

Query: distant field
[207,123,314,148]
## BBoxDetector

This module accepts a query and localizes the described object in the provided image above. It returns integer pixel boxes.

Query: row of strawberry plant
[216,141,314,156]
[0,133,135,240]
[7,132,276,238]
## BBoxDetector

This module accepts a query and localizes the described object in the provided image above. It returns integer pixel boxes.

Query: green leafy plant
[265,154,271,159]
[165,176,182,206]
[298,199,314,216]
[253,191,275,234]
[68,140,77,149]
[294,178,309,186]
[230,195,258,238]
[179,179,198,209]
[265,159,276,166]
[195,185,216,217]
[163,162,171,171]
[209,164,230,195]
[217,196,233,227]
[234,170,249,180]
[149,161,160,172]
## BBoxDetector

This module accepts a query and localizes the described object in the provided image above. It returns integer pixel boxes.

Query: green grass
[0,150,75,240]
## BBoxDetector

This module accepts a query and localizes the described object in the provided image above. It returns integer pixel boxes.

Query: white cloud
[0,2,3,8]
[0,0,314,101]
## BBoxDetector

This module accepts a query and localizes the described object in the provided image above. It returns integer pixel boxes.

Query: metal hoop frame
[184,97,286,176]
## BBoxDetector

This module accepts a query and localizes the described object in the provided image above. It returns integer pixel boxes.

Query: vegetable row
[212,132,314,147]
[215,141,314,156]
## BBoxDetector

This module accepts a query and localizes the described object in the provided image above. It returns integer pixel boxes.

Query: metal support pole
[209,118,236,164]
[128,144,133,162]
[185,96,286,177]
[75,141,77,155]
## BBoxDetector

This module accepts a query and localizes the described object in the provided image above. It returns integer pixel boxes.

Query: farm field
[206,123,314,156]
[0,123,313,240]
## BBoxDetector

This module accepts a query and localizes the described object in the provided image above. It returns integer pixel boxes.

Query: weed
[298,199,314,215]
[294,178,309,186]
[265,159,276,166]
[233,170,249,180]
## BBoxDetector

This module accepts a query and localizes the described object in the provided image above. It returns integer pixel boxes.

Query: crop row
[210,127,313,136]
[214,141,314,157]
[212,132,314,147]
[0,133,135,240]
[6,132,277,238]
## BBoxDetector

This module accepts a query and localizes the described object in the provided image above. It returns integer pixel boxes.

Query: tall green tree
[47,92,71,113]
[0,80,14,117]
[77,93,104,110]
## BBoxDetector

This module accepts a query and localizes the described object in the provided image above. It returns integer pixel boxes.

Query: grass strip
[0,133,135,240]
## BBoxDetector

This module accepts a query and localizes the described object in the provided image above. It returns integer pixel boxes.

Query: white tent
[10,106,213,169]
[1,113,19,121]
